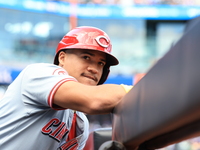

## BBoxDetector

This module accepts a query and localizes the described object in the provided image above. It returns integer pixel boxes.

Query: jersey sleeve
[21,63,77,110]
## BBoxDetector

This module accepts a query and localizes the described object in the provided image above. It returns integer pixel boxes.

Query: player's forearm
[86,84,126,114]
[87,84,133,114]
[53,81,127,114]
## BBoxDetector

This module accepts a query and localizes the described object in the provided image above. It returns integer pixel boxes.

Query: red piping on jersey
[52,68,68,75]
[67,111,77,141]
[48,78,77,110]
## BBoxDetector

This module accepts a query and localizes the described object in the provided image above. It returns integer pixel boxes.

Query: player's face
[59,49,106,86]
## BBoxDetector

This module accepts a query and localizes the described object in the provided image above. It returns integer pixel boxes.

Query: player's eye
[83,56,90,60]
[99,61,105,66]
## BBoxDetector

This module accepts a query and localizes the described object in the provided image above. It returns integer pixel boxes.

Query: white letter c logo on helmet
[95,36,109,48]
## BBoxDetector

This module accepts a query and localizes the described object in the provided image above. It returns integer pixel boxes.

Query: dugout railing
[83,16,200,150]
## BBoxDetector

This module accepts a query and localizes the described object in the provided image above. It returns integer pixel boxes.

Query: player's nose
[87,63,98,74]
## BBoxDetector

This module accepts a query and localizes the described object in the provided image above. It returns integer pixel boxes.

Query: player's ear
[58,51,66,66]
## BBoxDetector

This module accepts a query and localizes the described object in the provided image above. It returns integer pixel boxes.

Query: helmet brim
[54,46,119,66]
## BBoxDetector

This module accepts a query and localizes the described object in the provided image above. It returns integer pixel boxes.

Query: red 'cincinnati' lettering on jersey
[41,118,69,142]
[59,138,78,150]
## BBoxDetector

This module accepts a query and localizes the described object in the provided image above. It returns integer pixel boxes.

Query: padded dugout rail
[83,128,112,150]
[112,16,200,150]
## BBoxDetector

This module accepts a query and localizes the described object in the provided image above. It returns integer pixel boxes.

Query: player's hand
[120,84,133,93]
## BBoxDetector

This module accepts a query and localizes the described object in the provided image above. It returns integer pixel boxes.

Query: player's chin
[80,78,98,86]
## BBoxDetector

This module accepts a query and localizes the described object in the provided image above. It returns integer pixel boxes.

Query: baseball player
[0,26,132,150]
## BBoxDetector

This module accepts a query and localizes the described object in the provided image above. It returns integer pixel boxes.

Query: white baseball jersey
[0,63,89,150]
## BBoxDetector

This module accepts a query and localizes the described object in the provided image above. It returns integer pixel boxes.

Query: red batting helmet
[54,26,119,85]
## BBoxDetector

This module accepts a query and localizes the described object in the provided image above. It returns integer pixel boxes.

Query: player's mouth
[81,73,98,82]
